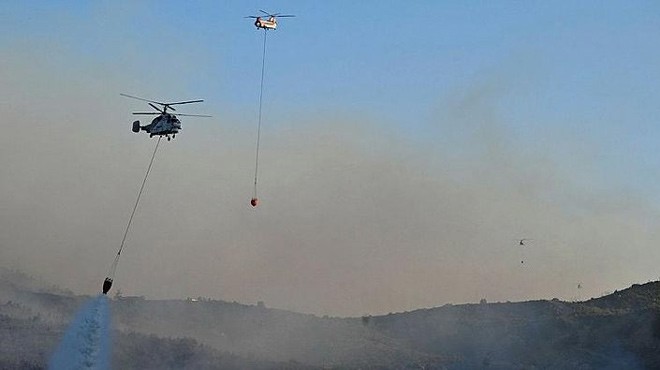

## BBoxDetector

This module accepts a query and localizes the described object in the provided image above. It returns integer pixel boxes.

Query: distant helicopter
[246,10,295,30]
[517,238,533,246]
[515,238,533,264]
[121,93,211,141]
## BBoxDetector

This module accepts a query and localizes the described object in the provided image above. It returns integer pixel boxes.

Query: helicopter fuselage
[255,17,277,30]
[134,113,182,138]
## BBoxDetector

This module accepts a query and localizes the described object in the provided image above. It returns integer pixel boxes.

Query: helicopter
[121,93,211,141]
[246,10,295,30]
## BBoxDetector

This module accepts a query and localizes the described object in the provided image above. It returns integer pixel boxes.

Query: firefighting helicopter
[246,10,295,30]
[121,93,211,141]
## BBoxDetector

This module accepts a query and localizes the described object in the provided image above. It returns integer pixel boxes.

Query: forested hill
[2,269,660,369]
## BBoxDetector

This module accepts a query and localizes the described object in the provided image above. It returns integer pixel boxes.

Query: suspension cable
[253,29,268,202]
[107,136,162,278]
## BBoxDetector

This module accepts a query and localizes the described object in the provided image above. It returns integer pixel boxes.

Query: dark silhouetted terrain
[2,268,660,369]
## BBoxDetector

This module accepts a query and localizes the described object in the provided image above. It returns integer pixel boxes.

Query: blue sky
[3,1,660,313]
[5,1,658,187]
[5,2,657,108]
[4,1,658,126]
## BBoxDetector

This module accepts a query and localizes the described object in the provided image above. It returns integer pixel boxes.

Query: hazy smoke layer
[48,296,110,370]
[2,16,660,316]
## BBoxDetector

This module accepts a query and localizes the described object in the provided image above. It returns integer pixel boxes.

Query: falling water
[48,295,110,370]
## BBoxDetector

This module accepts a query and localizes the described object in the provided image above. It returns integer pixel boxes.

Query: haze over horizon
[1,1,660,317]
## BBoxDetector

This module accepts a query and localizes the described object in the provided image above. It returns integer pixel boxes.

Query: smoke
[48,295,110,370]
[2,4,660,317]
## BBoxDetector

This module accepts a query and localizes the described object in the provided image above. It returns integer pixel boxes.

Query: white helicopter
[121,93,211,141]
[246,10,295,30]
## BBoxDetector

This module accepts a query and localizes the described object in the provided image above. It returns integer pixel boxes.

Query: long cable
[253,29,268,199]
[107,136,162,278]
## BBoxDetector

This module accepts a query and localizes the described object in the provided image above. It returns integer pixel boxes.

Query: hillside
[2,269,660,369]
[0,305,316,370]
[0,271,319,370]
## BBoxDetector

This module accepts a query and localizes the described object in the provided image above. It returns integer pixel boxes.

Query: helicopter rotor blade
[167,99,204,106]
[173,113,212,117]
[259,9,271,16]
[245,16,259,18]
[132,112,161,115]
[276,15,295,17]
[120,93,166,106]
[148,103,164,112]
